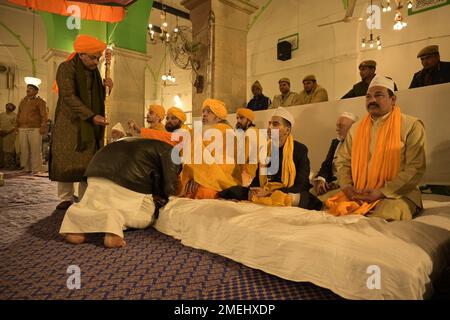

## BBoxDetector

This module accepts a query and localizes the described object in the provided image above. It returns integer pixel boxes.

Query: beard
[165,122,182,132]
[235,123,244,130]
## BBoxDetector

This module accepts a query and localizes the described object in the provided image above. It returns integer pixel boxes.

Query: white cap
[340,112,358,122]
[368,75,395,93]
[271,107,295,128]
[112,122,125,134]
[24,76,41,88]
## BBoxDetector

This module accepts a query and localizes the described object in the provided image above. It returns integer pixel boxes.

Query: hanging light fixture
[161,69,176,84]
[381,0,392,12]
[24,9,41,89]
[393,10,408,30]
[361,0,382,50]
[148,1,179,45]
[382,0,410,30]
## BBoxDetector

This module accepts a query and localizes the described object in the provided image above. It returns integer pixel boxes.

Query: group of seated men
[60,75,426,248]
[247,45,450,110]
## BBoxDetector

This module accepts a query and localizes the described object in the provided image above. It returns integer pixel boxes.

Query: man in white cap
[312,112,358,197]
[16,77,48,174]
[326,76,426,221]
[220,107,321,210]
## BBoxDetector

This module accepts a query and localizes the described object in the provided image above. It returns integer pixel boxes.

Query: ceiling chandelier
[361,0,382,50]
[147,2,179,44]
[381,0,412,30]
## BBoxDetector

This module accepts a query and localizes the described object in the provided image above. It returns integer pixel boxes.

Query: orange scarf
[251,134,296,206]
[326,106,401,216]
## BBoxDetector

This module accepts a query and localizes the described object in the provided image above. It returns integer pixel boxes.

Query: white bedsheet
[154,197,450,300]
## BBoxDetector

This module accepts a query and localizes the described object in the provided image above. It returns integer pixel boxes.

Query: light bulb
[377,45,382,50]
[174,27,179,33]
[387,5,391,11]
[162,75,167,81]
[171,77,176,82]
[163,22,168,28]
[382,7,387,12]
[370,42,374,48]
[362,42,366,48]
[407,1,413,9]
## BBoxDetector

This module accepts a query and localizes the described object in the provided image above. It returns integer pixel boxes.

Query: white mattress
[154,196,450,300]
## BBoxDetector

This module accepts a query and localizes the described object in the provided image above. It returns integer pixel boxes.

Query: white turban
[271,107,295,128]
[24,76,41,89]
[340,112,358,122]
[112,122,126,135]
[368,75,395,92]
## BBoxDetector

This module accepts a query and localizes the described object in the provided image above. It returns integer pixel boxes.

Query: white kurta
[59,177,155,238]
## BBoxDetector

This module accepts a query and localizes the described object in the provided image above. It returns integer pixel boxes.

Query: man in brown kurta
[50,34,113,210]
[17,83,48,173]
[270,78,301,108]
[0,103,18,168]
[297,75,329,105]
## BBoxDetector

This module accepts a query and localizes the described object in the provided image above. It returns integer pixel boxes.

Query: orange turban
[148,104,165,120]
[202,98,227,120]
[167,106,186,123]
[236,108,255,122]
[67,34,107,61]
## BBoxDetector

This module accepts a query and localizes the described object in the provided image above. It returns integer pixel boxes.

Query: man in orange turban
[147,104,166,131]
[128,104,166,135]
[235,108,258,185]
[180,98,239,199]
[165,106,188,132]
[50,34,113,211]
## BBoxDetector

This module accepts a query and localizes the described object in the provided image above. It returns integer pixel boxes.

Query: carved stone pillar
[182,0,258,116]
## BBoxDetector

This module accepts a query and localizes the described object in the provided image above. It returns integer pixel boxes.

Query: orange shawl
[325,106,401,216]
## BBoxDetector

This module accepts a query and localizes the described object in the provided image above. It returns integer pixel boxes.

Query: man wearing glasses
[50,34,113,210]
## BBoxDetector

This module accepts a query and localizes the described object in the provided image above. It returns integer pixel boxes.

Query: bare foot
[104,233,126,248]
[65,233,86,245]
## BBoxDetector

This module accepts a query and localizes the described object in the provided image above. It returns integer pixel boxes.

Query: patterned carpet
[0,172,341,300]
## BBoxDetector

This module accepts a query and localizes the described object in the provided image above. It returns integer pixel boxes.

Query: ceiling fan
[318,0,362,27]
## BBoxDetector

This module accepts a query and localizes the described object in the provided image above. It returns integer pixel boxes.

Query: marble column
[104,47,148,138]
[182,0,258,116]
